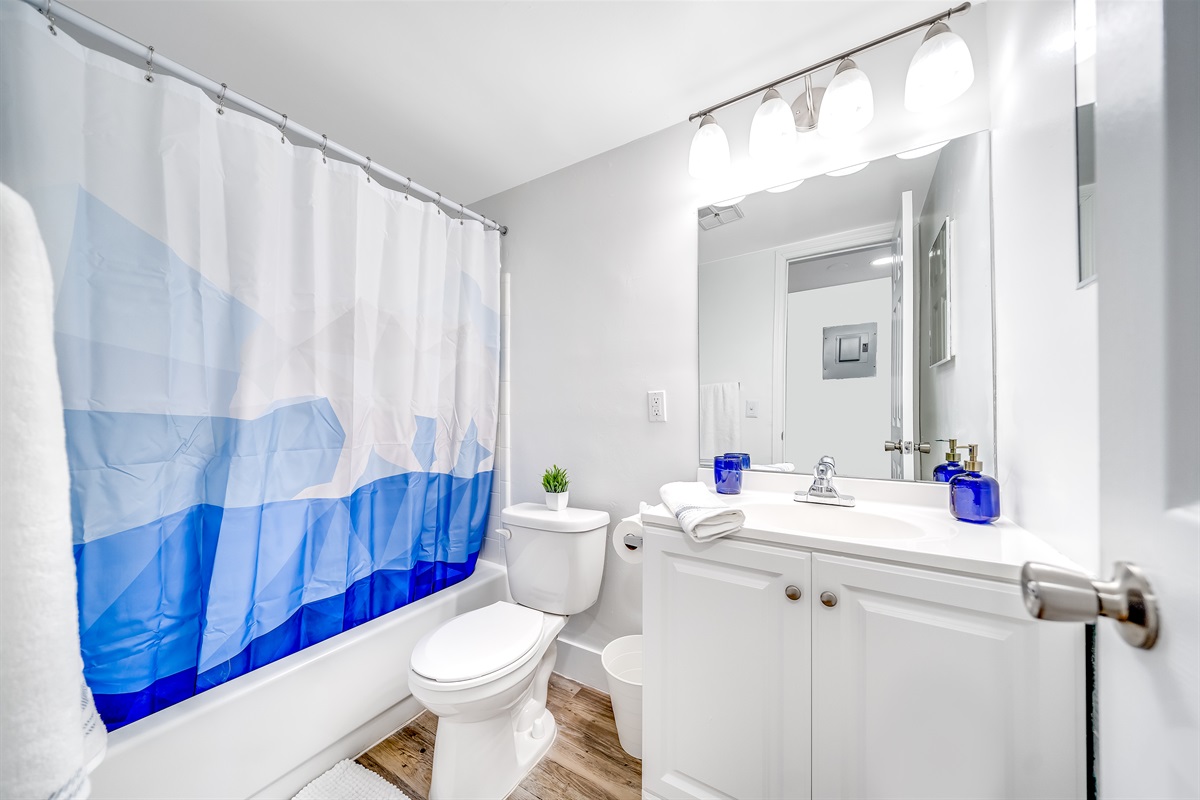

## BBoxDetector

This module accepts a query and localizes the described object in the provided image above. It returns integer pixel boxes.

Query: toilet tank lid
[500,503,610,533]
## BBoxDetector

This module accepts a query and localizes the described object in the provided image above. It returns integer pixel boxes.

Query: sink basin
[738,502,926,541]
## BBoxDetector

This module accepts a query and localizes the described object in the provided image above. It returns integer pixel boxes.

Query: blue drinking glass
[724,452,751,469]
[714,455,743,495]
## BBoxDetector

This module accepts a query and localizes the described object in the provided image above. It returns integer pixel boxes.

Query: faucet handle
[814,455,836,476]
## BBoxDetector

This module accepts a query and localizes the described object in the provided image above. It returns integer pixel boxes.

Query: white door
[1092,1,1199,795]
[889,191,916,479]
[811,554,1083,800]
[642,532,811,800]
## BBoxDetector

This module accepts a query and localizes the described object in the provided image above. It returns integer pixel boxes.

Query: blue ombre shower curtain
[0,1,499,729]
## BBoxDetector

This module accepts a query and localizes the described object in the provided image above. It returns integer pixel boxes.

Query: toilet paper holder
[623,533,643,551]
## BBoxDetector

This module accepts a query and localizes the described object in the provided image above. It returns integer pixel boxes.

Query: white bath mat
[293,759,411,800]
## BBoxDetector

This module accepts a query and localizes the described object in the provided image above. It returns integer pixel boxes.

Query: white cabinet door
[643,531,811,800]
[811,554,1084,800]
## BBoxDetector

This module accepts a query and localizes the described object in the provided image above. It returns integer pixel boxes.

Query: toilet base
[428,706,557,800]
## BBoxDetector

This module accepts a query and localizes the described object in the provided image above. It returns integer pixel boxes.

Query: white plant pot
[545,491,569,511]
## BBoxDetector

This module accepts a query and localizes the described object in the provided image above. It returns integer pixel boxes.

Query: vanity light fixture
[825,162,869,177]
[767,179,805,193]
[688,114,731,180]
[749,88,797,164]
[896,140,950,159]
[905,21,976,112]
[817,59,874,138]
[685,3,973,170]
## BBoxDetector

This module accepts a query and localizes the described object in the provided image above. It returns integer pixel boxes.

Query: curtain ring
[436,192,442,215]
[216,83,228,115]
[320,134,328,164]
[144,45,155,83]
[44,0,57,35]
[458,204,464,226]
[364,157,372,183]
[403,177,411,201]
[278,114,288,145]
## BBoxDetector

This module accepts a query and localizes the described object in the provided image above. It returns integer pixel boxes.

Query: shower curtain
[0,1,499,729]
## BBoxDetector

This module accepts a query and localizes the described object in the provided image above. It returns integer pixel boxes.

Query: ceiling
[68,0,983,205]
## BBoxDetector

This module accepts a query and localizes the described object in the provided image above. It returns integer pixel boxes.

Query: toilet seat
[412,601,545,683]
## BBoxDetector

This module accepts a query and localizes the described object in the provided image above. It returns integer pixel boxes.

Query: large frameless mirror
[697,130,997,482]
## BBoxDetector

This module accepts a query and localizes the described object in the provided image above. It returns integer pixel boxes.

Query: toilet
[408,502,610,800]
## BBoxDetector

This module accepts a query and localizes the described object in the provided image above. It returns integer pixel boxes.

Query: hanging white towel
[1,183,107,800]
[660,482,746,543]
[699,382,741,458]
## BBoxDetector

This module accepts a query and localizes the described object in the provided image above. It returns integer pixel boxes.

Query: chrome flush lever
[1020,562,1159,649]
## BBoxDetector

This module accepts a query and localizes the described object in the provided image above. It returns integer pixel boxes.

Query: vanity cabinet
[643,533,812,800]
[642,533,1084,800]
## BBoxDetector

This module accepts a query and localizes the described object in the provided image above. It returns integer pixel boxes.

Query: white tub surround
[89,562,509,800]
[641,474,1086,800]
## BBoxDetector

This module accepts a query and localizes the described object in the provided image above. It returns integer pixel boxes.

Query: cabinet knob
[785,585,802,601]
[820,591,838,608]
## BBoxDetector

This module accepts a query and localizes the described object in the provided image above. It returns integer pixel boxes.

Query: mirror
[1074,0,1097,286]
[698,130,996,481]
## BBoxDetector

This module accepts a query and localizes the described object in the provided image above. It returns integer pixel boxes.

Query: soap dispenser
[933,438,966,483]
[948,444,1001,524]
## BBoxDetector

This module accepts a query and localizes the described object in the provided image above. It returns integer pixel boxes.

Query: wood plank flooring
[357,674,642,800]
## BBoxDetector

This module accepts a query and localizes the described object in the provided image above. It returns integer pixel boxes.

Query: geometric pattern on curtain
[0,1,500,730]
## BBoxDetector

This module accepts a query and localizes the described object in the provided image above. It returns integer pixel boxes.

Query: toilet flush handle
[497,528,512,540]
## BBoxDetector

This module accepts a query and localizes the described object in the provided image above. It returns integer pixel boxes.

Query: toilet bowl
[407,503,609,800]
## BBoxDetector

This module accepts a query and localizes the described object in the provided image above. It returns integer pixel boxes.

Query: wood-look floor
[357,674,642,800]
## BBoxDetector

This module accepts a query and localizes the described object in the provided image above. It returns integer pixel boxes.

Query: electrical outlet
[647,390,667,422]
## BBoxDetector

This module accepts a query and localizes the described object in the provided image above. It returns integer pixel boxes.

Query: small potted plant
[541,464,570,511]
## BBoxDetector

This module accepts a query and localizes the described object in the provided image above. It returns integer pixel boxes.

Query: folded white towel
[659,481,745,542]
[1,183,107,800]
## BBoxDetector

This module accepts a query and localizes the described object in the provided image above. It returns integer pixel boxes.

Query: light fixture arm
[687,2,970,122]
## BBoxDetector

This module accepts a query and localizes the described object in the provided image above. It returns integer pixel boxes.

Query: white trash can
[602,634,643,758]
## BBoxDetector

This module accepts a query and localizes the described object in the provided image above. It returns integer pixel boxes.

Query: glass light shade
[826,162,869,177]
[905,22,975,112]
[688,115,731,180]
[748,88,797,164]
[767,179,805,193]
[897,140,950,159]
[817,59,873,138]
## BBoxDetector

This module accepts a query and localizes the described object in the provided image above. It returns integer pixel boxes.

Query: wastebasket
[601,634,643,758]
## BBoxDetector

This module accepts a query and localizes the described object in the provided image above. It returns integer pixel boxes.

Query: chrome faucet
[795,455,856,507]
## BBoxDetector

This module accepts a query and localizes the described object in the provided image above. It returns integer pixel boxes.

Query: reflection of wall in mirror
[918,134,996,481]
[698,252,775,464]
[786,280,892,479]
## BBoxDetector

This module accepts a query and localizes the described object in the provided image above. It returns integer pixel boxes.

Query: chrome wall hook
[44,0,56,35]
[144,45,155,83]
[320,134,328,164]
[364,157,372,183]
[215,83,228,115]
[278,114,288,144]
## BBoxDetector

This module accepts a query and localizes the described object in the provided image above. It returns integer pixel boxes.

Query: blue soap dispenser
[933,438,966,483]
[948,444,1001,524]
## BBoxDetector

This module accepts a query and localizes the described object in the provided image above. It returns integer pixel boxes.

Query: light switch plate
[746,400,759,418]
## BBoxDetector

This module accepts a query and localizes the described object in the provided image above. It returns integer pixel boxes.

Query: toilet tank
[499,503,610,615]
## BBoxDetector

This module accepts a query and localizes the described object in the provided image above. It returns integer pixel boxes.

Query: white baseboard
[555,635,608,691]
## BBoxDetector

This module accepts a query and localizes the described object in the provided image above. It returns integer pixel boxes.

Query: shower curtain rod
[26,0,508,235]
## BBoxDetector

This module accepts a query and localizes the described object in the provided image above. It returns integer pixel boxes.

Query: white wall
[988,0,1100,574]
[918,133,996,480]
[473,124,699,684]
[697,252,775,464]
[785,279,893,478]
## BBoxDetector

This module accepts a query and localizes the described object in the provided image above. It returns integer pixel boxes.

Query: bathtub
[89,559,510,800]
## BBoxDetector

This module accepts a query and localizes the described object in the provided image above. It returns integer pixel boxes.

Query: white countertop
[640,474,1083,582]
